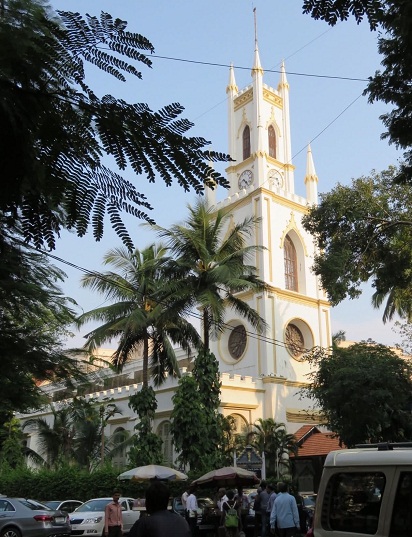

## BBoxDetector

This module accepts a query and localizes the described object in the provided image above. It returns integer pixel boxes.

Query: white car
[70,497,140,535]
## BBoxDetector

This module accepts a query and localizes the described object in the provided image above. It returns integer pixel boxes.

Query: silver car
[42,500,83,514]
[0,497,71,537]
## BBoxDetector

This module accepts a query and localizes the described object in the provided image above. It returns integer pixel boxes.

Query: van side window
[390,472,412,536]
[321,472,385,534]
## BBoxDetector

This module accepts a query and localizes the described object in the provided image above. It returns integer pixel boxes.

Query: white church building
[19,42,331,472]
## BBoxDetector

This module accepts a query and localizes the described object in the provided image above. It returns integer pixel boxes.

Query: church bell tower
[207,30,331,426]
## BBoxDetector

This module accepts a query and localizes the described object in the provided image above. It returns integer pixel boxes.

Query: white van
[313,443,412,537]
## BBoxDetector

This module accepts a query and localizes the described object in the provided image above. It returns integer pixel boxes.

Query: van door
[388,471,412,536]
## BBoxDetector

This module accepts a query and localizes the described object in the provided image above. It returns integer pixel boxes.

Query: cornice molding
[286,408,326,424]
[263,88,282,109]
[262,377,307,388]
[220,402,260,409]
[234,89,253,111]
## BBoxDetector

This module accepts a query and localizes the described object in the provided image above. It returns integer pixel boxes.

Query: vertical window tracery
[157,421,173,464]
[243,126,251,160]
[284,235,298,291]
[268,125,276,158]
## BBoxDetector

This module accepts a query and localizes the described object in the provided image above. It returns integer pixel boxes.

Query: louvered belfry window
[284,235,298,291]
[268,125,276,158]
[243,125,251,160]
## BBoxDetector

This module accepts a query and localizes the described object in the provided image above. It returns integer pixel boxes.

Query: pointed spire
[278,60,289,90]
[305,144,318,181]
[226,63,238,94]
[251,8,264,77]
[305,144,318,204]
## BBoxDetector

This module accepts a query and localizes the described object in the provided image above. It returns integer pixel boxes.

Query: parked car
[172,496,221,533]
[69,497,139,535]
[297,493,317,532]
[42,500,83,513]
[0,496,71,537]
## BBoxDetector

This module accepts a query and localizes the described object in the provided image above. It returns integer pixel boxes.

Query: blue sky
[49,0,403,348]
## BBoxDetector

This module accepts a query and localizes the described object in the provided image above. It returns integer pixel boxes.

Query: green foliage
[0,465,148,500]
[247,419,297,477]
[303,342,412,446]
[171,374,209,471]
[302,1,412,184]
[0,222,85,419]
[152,198,269,349]
[0,419,25,469]
[76,244,200,378]
[171,351,228,473]
[0,0,229,250]
[302,0,384,29]
[23,397,127,470]
[302,166,412,321]
[128,386,163,466]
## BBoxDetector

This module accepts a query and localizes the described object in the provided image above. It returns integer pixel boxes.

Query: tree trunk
[143,333,149,387]
[203,308,209,350]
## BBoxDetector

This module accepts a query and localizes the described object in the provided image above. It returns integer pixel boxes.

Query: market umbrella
[118,464,188,482]
[191,466,260,488]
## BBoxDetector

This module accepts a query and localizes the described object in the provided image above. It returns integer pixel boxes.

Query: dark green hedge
[0,465,188,502]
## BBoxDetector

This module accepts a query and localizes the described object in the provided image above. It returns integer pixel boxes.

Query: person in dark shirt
[129,481,191,537]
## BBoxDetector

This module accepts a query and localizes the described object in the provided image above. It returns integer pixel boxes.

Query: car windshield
[75,500,111,512]
[43,501,60,509]
[198,498,214,508]
[303,495,317,508]
[18,499,51,511]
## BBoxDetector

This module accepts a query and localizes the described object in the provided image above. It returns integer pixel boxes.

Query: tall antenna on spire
[253,7,258,49]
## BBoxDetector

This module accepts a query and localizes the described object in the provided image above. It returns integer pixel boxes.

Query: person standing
[217,488,229,511]
[235,487,249,534]
[221,489,240,537]
[259,483,270,537]
[253,481,265,537]
[270,482,300,537]
[186,486,198,536]
[182,487,189,521]
[104,489,123,537]
[129,481,191,537]
[266,484,277,521]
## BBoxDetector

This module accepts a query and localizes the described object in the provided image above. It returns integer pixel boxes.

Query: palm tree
[152,198,269,349]
[248,418,297,477]
[75,244,201,386]
[23,405,76,468]
[23,398,128,470]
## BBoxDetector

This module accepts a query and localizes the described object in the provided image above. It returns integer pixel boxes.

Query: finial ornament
[251,7,263,76]
[253,7,258,49]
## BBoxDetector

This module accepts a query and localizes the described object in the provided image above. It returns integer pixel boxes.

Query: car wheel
[0,528,22,537]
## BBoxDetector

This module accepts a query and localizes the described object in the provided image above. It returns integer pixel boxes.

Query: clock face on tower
[268,169,283,188]
[238,169,253,189]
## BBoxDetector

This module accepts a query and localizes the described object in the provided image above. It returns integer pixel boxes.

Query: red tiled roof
[291,425,345,458]
[294,425,319,442]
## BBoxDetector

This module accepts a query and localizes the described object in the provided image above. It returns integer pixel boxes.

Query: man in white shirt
[186,487,198,536]
[181,488,189,519]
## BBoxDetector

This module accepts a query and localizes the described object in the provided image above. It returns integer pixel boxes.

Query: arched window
[284,235,298,291]
[268,125,276,158]
[243,126,251,160]
[111,427,127,469]
[229,413,249,436]
[157,421,173,464]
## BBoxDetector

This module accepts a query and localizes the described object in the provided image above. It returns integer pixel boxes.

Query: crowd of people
[109,481,300,537]
[103,480,304,537]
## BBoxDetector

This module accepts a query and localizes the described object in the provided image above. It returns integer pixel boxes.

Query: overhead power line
[147,54,369,83]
